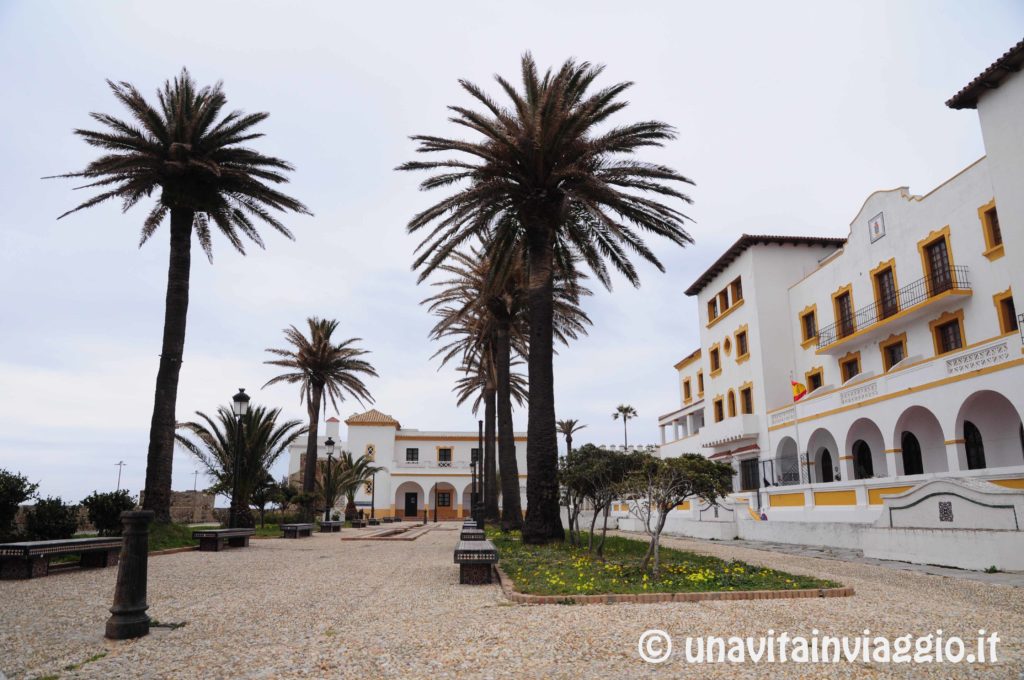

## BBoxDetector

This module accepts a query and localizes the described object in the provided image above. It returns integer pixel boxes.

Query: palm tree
[314,455,348,521]
[556,419,587,455]
[335,451,382,520]
[263,318,377,507]
[425,245,591,529]
[175,404,306,528]
[400,55,693,542]
[53,69,310,521]
[612,404,638,448]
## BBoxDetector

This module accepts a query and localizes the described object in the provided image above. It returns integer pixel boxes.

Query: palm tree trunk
[495,321,523,530]
[302,386,322,521]
[142,207,194,523]
[566,434,573,455]
[484,387,499,522]
[623,418,628,449]
[522,221,563,544]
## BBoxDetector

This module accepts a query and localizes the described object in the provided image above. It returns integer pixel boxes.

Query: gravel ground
[1,526,1022,679]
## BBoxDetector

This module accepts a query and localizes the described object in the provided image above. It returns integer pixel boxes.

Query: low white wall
[737,518,867,550]
[862,527,1024,572]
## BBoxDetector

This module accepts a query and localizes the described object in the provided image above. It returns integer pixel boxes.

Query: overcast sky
[0,1,1021,503]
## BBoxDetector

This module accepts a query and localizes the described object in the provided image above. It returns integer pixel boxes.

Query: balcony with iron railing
[393,458,471,470]
[816,266,971,353]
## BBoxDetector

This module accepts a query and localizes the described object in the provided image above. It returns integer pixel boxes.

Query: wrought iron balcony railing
[817,266,970,349]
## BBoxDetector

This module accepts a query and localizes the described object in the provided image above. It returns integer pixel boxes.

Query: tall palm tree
[54,69,310,521]
[556,419,587,455]
[612,404,638,448]
[175,404,306,528]
[400,55,693,542]
[263,318,377,502]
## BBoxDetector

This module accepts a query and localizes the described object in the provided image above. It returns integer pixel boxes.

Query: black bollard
[105,510,155,640]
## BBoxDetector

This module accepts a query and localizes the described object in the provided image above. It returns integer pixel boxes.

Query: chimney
[325,417,340,439]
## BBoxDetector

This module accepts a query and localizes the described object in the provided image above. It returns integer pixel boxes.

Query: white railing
[393,459,471,469]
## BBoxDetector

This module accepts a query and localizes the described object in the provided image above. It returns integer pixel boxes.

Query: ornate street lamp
[324,436,335,522]
[229,388,250,528]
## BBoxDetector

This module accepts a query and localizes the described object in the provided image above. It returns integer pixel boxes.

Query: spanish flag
[791,380,807,402]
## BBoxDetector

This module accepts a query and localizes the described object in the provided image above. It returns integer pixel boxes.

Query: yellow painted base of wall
[675,501,691,511]
[814,490,857,506]
[868,486,914,505]
[991,478,1024,489]
[769,492,805,508]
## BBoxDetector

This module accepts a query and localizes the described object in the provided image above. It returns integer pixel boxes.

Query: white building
[286,409,527,520]
[640,41,1024,570]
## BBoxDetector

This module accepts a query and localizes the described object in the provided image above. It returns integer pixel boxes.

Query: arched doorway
[901,432,924,476]
[955,390,1024,470]
[394,481,425,519]
[845,418,886,479]
[965,421,985,470]
[774,437,799,485]
[428,482,458,520]
[894,406,947,475]
[807,427,840,483]
[820,449,834,483]
[852,440,874,479]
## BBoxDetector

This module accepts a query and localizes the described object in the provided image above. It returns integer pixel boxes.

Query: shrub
[81,490,137,536]
[25,497,79,540]
[0,468,39,540]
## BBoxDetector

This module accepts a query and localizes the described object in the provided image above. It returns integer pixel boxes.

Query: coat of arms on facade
[869,212,886,242]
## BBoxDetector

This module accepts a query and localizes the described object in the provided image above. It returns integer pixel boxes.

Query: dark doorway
[820,449,834,483]
[853,440,874,479]
[901,432,924,476]
[739,459,759,491]
[404,492,418,517]
[965,421,986,470]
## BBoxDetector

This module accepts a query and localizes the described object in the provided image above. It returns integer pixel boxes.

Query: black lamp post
[474,419,484,529]
[432,482,438,523]
[229,388,250,529]
[324,436,335,522]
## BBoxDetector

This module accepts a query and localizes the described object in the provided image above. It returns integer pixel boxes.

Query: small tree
[620,454,733,576]
[559,452,587,545]
[274,476,297,522]
[26,497,79,540]
[0,468,38,540]
[249,474,279,527]
[81,490,137,536]
[576,446,640,557]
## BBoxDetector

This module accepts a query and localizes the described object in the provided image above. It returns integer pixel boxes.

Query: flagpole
[790,372,808,487]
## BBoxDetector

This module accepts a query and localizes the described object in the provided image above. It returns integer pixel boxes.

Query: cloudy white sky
[0,1,1021,503]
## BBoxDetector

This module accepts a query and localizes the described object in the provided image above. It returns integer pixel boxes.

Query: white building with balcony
[643,41,1024,570]
[286,409,527,520]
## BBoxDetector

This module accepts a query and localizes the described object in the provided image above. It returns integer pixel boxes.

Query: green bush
[81,490,137,536]
[26,497,79,540]
[0,468,38,540]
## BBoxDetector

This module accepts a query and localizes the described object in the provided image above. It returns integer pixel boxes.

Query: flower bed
[490,531,839,596]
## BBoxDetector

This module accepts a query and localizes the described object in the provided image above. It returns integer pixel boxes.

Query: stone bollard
[105,510,155,640]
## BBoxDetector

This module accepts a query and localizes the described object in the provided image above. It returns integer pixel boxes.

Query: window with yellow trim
[727,390,736,418]
[805,367,824,393]
[979,199,1003,260]
[799,305,818,347]
[839,351,861,382]
[930,309,965,355]
[735,327,749,361]
[709,345,721,374]
[713,397,724,423]
[730,277,743,303]
[717,290,730,315]
[994,289,1016,335]
[697,371,704,396]
[683,378,692,402]
[879,333,908,372]
[739,384,753,414]
[707,298,719,322]
[870,259,899,320]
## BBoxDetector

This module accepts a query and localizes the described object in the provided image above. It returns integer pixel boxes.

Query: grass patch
[148,523,214,552]
[490,531,838,596]
[63,651,107,671]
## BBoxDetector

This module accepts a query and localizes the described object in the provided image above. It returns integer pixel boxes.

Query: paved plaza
[1,526,1022,679]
